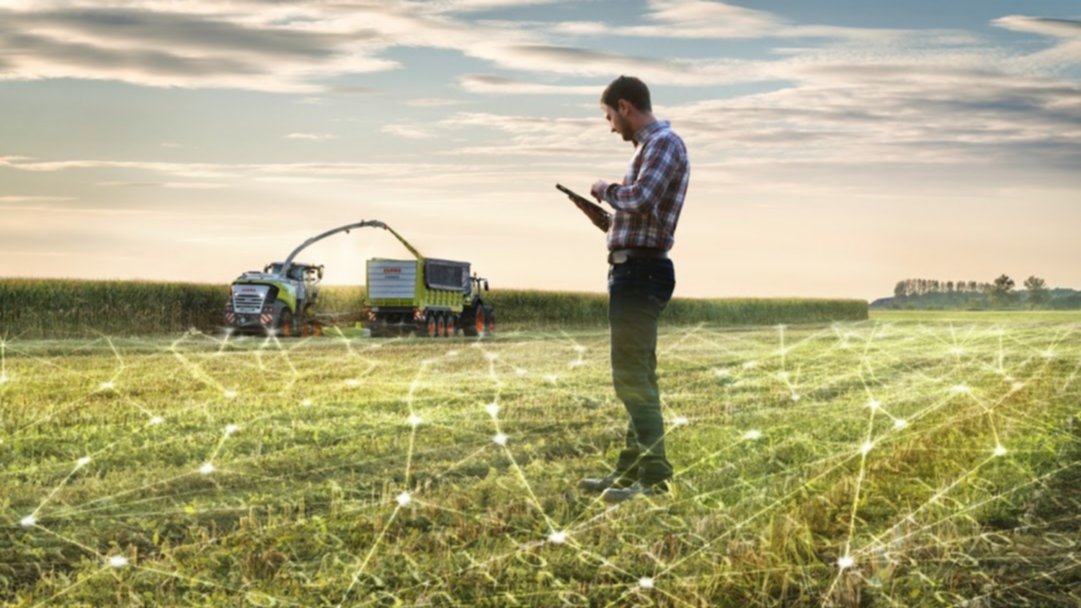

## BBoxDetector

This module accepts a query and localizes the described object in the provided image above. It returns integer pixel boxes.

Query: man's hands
[591,180,610,202]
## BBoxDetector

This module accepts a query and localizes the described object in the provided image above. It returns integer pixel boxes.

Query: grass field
[1,311,1079,606]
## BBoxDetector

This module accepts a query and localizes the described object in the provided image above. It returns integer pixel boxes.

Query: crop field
[1,312,1079,606]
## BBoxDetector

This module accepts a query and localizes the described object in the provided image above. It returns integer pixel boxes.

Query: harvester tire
[279,310,293,338]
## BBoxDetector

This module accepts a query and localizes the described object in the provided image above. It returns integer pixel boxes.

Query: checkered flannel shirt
[603,120,689,252]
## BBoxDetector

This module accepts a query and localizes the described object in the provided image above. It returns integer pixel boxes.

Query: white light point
[1042,351,1055,360]
[396,492,412,507]
[485,403,500,418]
[638,577,655,590]
[75,456,92,469]
[950,384,971,395]
[515,368,528,377]
[301,399,313,408]
[714,368,731,379]
[0,373,8,384]
[149,416,164,426]
[837,555,855,570]
[446,350,459,358]
[484,352,499,362]
[1011,382,1025,392]
[20,515,36,528]
[894,419,908,430]
[407,414,422,428]
[791,394,801,402]
[574,345,587,354]
[108,555,129,568]
[867,399,881,411]
[949,347,964,356]
[99,381,115,391]
[199,462,215,475]
[993,445,1008,457]
[743,430,762,441]
[493,433,508,446]
[223,390,238,400]
[548,530,567,544]
[568,360,584,368]
[672,416,689,428]
[344,379,360,388]
[224,424,239,436]
[777,371,789,381]
[742,361,758,370]
[545,374,559,384]
[860,441,874,456]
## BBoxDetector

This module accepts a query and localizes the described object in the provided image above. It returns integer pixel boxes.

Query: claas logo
[383,267,402,274]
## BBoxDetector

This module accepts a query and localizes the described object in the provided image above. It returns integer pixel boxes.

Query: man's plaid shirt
[602,120,689,252]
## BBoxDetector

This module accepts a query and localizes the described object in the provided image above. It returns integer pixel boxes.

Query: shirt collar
[633,120,669,146]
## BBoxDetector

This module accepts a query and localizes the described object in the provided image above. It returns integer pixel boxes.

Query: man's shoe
[577,473,635,493]
[600,481,668,504]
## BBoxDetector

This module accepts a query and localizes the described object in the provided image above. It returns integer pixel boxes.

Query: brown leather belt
[608,247,668,265]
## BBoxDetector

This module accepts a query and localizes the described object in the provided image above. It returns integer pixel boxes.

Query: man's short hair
[601,76,651,112]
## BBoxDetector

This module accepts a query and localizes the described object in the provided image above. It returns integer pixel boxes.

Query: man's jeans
[608,257,676,487]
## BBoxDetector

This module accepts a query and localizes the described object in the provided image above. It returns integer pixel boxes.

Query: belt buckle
[610,250,629,265]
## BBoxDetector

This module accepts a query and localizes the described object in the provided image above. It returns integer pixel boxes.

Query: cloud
[382,124,437,139]
[0,195,76,202]
[285,132,339,141]
[458,74,597,95]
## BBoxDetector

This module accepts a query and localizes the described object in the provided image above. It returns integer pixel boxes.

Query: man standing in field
[577,75,689,503]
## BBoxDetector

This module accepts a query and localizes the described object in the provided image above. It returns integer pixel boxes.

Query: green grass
[1,312,1078,606]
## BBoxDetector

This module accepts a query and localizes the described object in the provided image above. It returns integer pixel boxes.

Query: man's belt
[608,247,669,265]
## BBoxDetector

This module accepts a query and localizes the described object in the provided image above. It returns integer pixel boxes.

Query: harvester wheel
[279,310,293,338]
[483,306,495,336]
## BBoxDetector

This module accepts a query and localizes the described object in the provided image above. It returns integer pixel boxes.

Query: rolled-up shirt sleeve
[604,136,681,216]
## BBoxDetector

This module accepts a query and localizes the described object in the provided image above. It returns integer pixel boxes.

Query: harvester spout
[279,220,425,278]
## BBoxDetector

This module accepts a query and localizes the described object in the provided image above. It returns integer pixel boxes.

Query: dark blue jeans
[608,257,676,487]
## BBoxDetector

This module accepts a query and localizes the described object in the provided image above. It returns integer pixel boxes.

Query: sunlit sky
[2,0,1079,300]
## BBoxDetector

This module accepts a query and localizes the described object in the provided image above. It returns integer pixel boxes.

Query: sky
[1,0,1079,300]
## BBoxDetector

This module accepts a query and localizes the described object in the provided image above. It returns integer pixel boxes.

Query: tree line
[891,275,1060,308]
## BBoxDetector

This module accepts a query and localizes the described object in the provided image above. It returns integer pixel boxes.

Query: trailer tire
[482,306,495,336]
[426,312,438,338]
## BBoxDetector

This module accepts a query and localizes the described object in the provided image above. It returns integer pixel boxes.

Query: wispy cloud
[285,132,339,141]
[382,124,437,139]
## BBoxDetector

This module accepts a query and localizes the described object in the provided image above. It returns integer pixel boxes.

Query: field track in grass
[1,311,1079,606]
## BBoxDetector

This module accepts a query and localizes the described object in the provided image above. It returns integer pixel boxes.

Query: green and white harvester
[224,220,493,338]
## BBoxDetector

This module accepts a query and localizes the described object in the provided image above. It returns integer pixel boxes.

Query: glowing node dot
[407,414,423,428]
[545,374,559,384]
[0,373,9,384]
[714,368,731,379]
[149,416,164,426]
[224,424,239,436]
[744,430,762,441]
[894,419,908,430]
[396,492,412,507]
[1011,382,1024,392]
[484,352,499,362]
[20,515,36,528]
[76,456,91,469]
[446,350,459,357]
[485,403,500,418]
[493,433,508,446]
[99,381,115,391]
[568,360,585,368]
[837,556,855,570]
[1042,351,1055,359]
[742,361,758,370]
[344,379,360,387]
[199,462,215,475]
[950,384,971,395]
[778,371,789,381]
[301,399,313,407]
[867,399,881,411]
[638,577,654,590]
[574,345,587,354]
[515,368,528,377]
[108,556,129,568]
[860,441,874,456]
[672,416,689,427]
[548,531,567,544]
[993,445,1008,457]
[949,347,965,356]
[223,390,238,399]
[791,394,801,402]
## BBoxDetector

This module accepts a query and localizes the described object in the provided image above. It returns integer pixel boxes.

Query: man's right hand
[591,180,609,202]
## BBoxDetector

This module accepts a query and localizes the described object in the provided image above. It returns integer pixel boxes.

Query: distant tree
[947,281,955,293]
[990,274,1016,307]
[1024,275,1050,308]
[894,281,909,298]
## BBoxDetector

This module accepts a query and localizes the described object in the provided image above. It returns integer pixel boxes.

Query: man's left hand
[590,180,609,202]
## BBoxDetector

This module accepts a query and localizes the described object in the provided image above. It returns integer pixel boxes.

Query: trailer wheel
[461,307,479,337]
[426,312,437,338]
[436,314,447,338]
[448,314,459,338]
[475,306,487,337]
